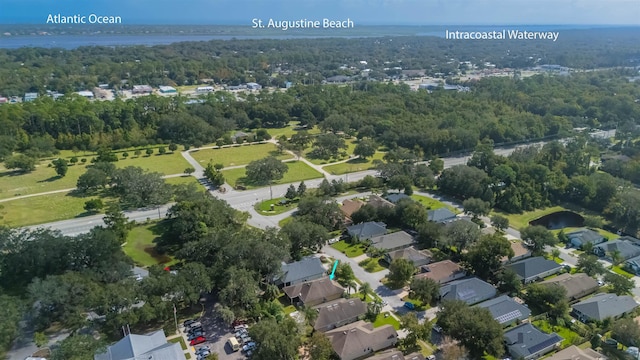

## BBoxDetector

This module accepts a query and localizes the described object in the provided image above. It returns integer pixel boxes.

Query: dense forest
[0,28,639,94]
[1,70,639,162]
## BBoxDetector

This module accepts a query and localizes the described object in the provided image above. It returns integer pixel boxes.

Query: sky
[0,0,638,25]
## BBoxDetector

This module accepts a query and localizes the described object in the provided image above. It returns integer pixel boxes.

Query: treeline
[2,71,639,163]
[1,28,639,95]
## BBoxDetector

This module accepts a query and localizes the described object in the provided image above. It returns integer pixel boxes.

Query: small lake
[529,210,584,230]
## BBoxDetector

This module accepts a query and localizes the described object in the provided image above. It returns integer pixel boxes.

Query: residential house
[414,260,466,284]
[24,92,38,102]
[618,235,640,246]
[132,85,153,94]
[567,228,606,249]
[545,345,607,360]
[625,255,640,275]
[501,240,532,264]
[366,349,424,360]
[370,231,415,252]
[325,320,398,360]
[246,82,262,90]
[346,222,387,240]
[94,330,186,360]
[384,247,431,267]
[386,193,409,204]
[426,208,457,224]
[341,199,365,221]
[283,277,345,307]
[368,195,395,209]
[593,239,640,260]
[475,295,531,326]
[540,273,599,301]
[439,277,497,305]
[313,298,367,332]
[325,75,351,83]
[274,257,326,287]
[507,257,563,284]
[504,323,563,360]
[572,293,638,322]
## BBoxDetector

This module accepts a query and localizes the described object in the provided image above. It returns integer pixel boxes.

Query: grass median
[222,161,322,189]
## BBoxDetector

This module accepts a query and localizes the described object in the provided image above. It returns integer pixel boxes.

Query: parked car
[190,336,206,346]
[432,324,442,333]
[189,326,204,334]
[187,321,202,329]
[183,319,197,327]
[197,350,211,359]
[188,331,205,341]
[195,346,211,355]
[235,329,248,338]
[234,324,248,332]
[243,342,257,352]
[404,302,415,310]
[240,335,252,344]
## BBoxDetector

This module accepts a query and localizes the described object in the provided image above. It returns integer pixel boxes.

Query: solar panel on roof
[527,335,562,354]
[496,310,522,324]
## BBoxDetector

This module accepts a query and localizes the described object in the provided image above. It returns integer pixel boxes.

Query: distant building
[593,239,640,260]
[501,240,532,264]
[386,193,409,204]
[94,330,186,360]
[246,82,262,90]
[325,75,351,83]
[545,345,607,360]
[284,81,293,89]
[340,199,365,220]
[24,92,38,102]
[226,84,247,91]
[159,86,177,94]
[368,195,395,209]
[76,90,94,99]
[132,85,153,94]
[195,86,213,93]
[0,97,7,104]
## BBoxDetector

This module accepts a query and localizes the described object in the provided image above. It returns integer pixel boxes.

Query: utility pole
[173,303,179,335]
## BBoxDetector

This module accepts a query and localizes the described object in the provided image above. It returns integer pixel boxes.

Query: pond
[529,211,584,230]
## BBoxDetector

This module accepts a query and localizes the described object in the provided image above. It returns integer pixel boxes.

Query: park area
[123,221,177,267]
[0,191,100,227]
[222,161,322,189]
[323,151,385,175]
[189,143,292,167]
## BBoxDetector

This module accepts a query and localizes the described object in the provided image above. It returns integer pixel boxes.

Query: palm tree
[302,305,318,328]
[551,248,561,262]
[608,250,623,266]
[346,280,358,296]
[359,282,372,301]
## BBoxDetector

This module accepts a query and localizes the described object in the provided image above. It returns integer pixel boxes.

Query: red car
[190,336,206,346]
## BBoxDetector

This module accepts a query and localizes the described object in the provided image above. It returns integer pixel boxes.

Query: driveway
[192,302,246,360]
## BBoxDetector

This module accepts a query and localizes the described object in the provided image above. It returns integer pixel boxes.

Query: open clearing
[190,143,292,167]
[114,151,192,175]
[124,221,176,267]
[324,152,385,175]
[0,192,99,227]
[0,162,87,200]
[222,161,322,189]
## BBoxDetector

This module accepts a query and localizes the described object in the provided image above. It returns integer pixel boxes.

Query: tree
[214,304,236,326]
[551,248,561,262]
[111,166,172,208]
[576,253,606,277]
[76,168,109,193]
[334,263,355,287]
[462,198,490,219]
[490,214,509,231]
[523,283,568,320]
[34,332,47,348]
[359,282,372,301]
[520,225,557,255]
[52,158,68,177]
[297,181,307,197]
[611,318,640,347]
[158,146,166,155]
[428,158,444,175]
[69,156,78,165]
[4,154,36,172]
[353,139,377,159]
[608,250,623,266]
[50,334,105,360]
[203,162,225,187]
[464,233,514,282]
[604,272,634,295]
[285,184,297,201]
[168,143,178,152]
[103,204,133,243]
[400,312,426,351]
[409,277,440,305]
[442,220,482,254]
[184,167,195,175]
[309,332,334,360]
[280,219,330,260]
[311,133,347,159]
[437,300,504,358]
[245,156,288,197]
[497,268,522,295]
[95,148,118,163]
[219,267,260,312]
[0,295,23,357]
[83,199,104,213]
[388,258,415,287]
[134,149,142,157]
[249,317,301,360]
[145,148,154,156]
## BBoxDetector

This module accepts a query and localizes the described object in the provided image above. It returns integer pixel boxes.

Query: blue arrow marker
[329,260,339,280]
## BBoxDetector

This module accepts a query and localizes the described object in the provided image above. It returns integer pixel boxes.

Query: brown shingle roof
[368,195,395,209]
[502,241,531,262]
[283,278,344,305]
[544,345,607,360]
[325,321,397,360]
[540,273,599,300]
[341,199,365,218]
[313,298,367,331]
[415,260,465,283]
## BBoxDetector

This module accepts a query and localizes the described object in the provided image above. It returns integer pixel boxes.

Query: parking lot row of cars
[184,319,210,360]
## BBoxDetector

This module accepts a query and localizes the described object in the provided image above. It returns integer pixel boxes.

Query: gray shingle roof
[504,323,563,359]
[386,193,409,204]
[347,222,387,240]
[572,293,638,321]
[426,208,457,223]
[386,247,431,266]
[476,295,531,325]
[370,231,415,251]
[507,257,562,281]
[594,240,640,260]
[276,257,326,285]
[94,330,185,360]
[439,277,497,305]
[567,229,605,245]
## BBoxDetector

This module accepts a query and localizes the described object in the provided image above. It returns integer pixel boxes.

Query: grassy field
[222,161,322,189]
[372,313,401,330]
[358,257,386,273]
[305,138,360,166]
[190,143,292,167]
[331,240,367,258]
[164,175,206,189]
[324,152,385,175]
[123,222,176,267]
[255,197,298,216]
[410,194,459,212]
[114,152,191,175]
[0,191,100,227]
[610,265,635,278]
[0,162,88,200]
[269,121,321,139]
[279,217,294,227]
[493,206,568,230]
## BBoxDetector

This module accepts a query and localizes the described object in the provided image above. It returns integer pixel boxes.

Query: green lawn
[358,257,386,273]
[331,240,367,258]
[123,222,177,267]
[373,313,401,330]
[114,151,192,175]
[410,194,459,212]
[0,191,100,227]
[402,296,429,311]
[305,138,359,166]
[164,175,206,190]
[255,197,298,216]
[323,152,385,175]
[222,161,322,189]
[493,206,569,230]
[532,319,582,347]
[168,336,187,350]
[190,143,292,167]
[0,162,88,200]
[610,265,635,278]
[269,122,321,139]
[279,217,294,227]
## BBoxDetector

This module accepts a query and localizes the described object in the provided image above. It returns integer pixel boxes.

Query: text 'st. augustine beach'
[446,29,560,41]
